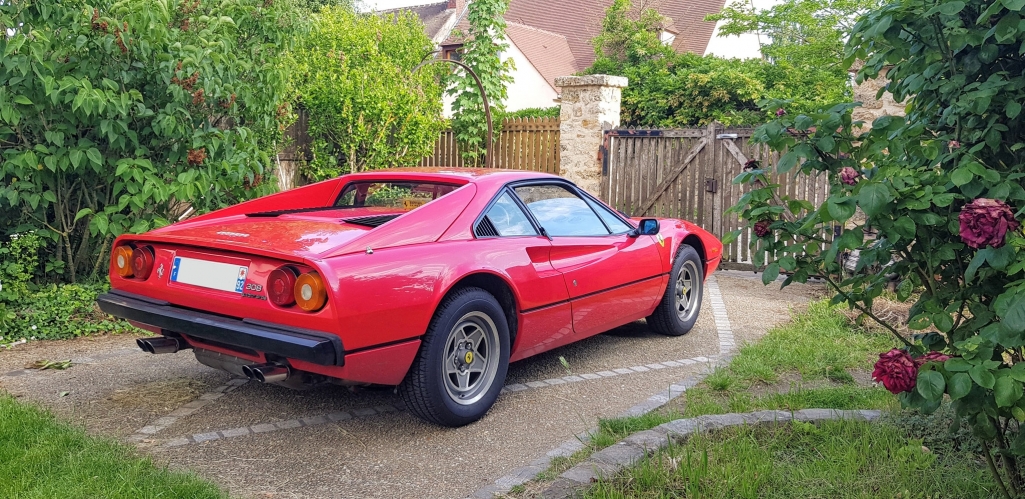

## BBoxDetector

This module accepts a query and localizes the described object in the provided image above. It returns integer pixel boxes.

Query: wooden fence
[417,117,560,174]
[599,124,830,270]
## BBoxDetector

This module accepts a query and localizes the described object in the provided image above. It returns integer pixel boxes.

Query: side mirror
[630,218,660,237]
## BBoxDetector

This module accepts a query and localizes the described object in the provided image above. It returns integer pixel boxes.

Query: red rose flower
[959,198,1020,249]
[754,219,772,238]
[872,349,918,394]
[776,108,786,117]
[839,166,860,186]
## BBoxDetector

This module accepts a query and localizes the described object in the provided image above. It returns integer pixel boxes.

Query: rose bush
[728,0,1025,495]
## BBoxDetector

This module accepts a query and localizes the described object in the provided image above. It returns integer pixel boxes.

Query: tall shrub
[290,7,445,180]
[0,0,298,282]
[447,0,514,163]
[729,0,1025,494]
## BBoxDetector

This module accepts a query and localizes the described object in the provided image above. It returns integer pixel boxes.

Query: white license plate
[169,257,249,293]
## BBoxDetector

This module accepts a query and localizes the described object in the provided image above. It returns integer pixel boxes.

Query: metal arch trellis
[413,51,495,169]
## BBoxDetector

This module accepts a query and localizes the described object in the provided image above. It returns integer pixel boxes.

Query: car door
[472,189,574,361]
[511,183,664,338]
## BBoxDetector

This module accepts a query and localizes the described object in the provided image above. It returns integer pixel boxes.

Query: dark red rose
[914,351,950,367]
[776,108,786,117]
[872,349,918,394]
[959,198,1020,249]
[839,166,860,186]
[754,219,772,238]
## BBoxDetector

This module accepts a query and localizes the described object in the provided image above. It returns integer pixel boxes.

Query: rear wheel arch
[438,272,519,348]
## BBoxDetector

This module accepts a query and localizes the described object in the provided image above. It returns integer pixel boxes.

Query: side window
[477,191,538,237]
[585,197,632,234]
[513,184,610,237]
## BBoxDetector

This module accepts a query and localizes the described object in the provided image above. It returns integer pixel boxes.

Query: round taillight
[268,267,299,306]
[294,272,327,312]
[130,246,155,280]
[112,246,134,278]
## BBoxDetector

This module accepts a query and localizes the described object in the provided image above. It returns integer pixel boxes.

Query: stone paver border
[539,409,882,499]
[128,377,250,443]
[473,275,737,498]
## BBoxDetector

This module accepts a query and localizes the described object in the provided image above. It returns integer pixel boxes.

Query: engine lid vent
[343,214,401,228]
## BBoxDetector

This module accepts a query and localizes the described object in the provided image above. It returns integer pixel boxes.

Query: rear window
[334,181,460,210]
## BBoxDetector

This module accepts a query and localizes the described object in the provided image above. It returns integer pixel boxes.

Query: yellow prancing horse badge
[656,233,665,247]
[464,351,474,364]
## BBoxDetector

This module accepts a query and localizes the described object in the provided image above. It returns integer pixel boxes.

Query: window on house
[443,46,464,62]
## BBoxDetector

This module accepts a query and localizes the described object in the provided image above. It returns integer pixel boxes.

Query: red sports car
[98,169,722,426]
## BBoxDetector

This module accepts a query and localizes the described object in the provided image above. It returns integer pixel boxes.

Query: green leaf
[971,365,996,389]
[951,168,973,186]
[1001,291,1025,332]
[916,370,945,401]
[86,148,102,167]
[948,373,972,400]
[13,95,32,105]
[827,197,855,220]
[996,377,1024,407]
[945,357,972,372]
[938,1,965,15]
[1004,0,1025,10]
[893,217,916,239]
[73,208,94,223]
[965,249,988,282]
[777,151,799,174]
[762,262,780,285]
[858,183,893,217]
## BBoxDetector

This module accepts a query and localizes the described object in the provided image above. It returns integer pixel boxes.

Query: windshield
[334,181,460,210]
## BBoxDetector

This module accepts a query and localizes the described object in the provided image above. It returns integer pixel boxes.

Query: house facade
[381,0,728,114]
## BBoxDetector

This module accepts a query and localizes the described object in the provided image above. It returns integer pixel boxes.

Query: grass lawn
[586,418,994,499]
[505,299,997,497]
[0,394,224,499]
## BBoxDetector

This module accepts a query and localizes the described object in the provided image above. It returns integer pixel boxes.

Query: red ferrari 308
[98,169,722,426]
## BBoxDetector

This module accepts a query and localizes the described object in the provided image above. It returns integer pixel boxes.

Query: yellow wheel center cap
[464,351,474,364]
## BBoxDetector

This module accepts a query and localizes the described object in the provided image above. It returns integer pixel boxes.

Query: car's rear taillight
[268,267,299,306]
[112,246,134,278]
[130,246,155,280]
[294,271,327,312]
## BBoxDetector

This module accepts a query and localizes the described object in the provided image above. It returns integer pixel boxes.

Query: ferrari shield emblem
[657,233,665,247]
[464,351,474,364]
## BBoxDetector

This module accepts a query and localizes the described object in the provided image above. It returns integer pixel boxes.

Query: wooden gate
[599,123,830,270]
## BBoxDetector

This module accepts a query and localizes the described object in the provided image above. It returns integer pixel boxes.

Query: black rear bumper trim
[97,290,344,366]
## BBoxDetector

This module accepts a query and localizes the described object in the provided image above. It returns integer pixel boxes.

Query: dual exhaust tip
[136,336,290,384]
[241,363,290,383]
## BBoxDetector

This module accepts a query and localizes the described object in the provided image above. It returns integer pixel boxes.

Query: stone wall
[555,75,628,195]
[850,64,905,128]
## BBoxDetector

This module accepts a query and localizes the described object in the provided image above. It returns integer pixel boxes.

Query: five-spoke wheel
[400,287,510,427]
[648,244,704,336]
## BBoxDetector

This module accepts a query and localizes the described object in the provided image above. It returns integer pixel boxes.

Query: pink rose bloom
[839,166,860,186]
[776,108,786,117]
[950,140,960,149]
[914,351,950,367]
[959,198,1020,249]
[872,349,918,394]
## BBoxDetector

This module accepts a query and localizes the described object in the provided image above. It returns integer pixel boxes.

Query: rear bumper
[97,290,344,366]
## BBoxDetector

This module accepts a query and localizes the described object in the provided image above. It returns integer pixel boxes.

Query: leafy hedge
[586,0,851,127]
[0,0,299,283]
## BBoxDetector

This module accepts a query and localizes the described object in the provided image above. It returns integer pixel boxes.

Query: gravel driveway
[0,272,823,499]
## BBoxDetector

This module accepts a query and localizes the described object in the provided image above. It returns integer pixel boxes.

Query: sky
[362,0,772,60]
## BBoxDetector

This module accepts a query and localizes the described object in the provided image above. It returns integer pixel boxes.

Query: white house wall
[442,36,558,117]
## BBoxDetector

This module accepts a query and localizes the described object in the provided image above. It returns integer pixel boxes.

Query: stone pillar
[555,75,627,195]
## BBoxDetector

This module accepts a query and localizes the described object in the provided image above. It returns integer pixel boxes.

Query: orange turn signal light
[113,246,134,278]
[294,272,327,312]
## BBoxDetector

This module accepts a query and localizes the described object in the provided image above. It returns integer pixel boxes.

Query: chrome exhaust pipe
[136,336,188,354]
[242,363,290,383]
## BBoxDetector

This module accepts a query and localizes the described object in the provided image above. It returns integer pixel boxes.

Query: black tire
[399,287,510,427]
[647,245,704,336]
